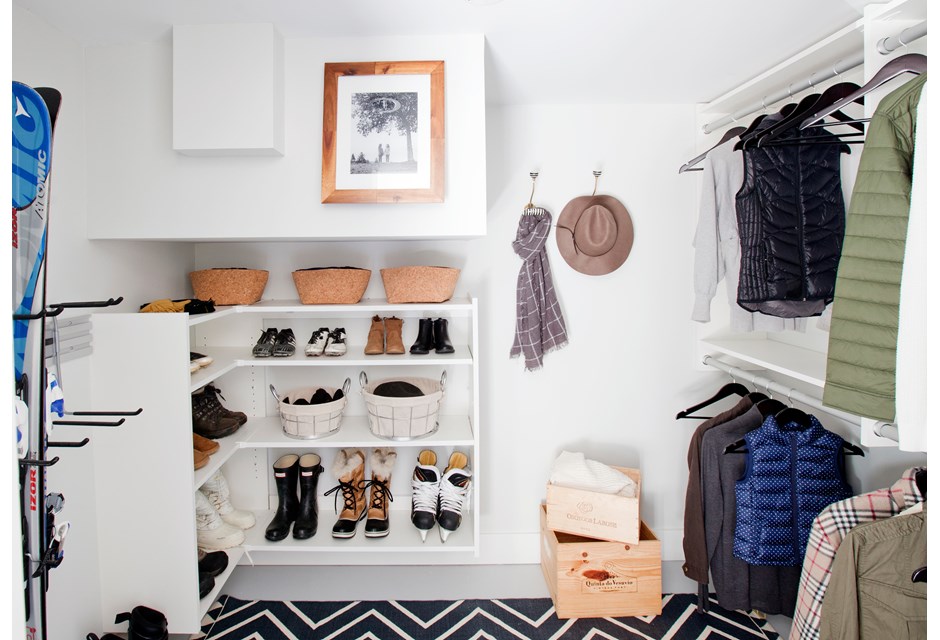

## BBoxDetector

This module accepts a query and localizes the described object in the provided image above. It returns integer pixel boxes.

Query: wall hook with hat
[556,172,634,276]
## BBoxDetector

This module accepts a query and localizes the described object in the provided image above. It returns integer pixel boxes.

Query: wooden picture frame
[321,60,444,204]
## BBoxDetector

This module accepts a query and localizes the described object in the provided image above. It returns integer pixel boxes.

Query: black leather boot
[265,454,299,541]
[113,606,168,640]
[292,453,323,539]
[433,318,455,354]
[410,318,434,355]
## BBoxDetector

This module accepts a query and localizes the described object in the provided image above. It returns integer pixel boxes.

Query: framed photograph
[321,61,444,204]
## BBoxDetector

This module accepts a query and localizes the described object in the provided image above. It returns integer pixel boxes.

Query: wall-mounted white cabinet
[89,298,480,634]
[173,23,285,156]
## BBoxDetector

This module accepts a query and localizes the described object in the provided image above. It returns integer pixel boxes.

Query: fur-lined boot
[365,447,397,538]
[325,449,366,539]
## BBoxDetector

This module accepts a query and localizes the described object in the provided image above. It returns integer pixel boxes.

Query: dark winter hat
[556,195,634,275]
[374,381,424,398]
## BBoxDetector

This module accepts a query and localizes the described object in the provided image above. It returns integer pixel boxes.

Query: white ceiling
[13,0,873,104]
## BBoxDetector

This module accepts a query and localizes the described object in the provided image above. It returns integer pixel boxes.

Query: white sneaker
[190,352,214,373]
[195,490,245,551]
[305,328,330,357]
[200,470,256,530]
[324,327,347,357]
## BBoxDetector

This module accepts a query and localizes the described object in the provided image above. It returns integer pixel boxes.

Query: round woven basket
[190,268,269,306]
[380,266,460,303]
[291,267,371,304]
[359,371,446,440]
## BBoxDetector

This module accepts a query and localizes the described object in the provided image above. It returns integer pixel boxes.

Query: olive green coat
[823,74,926,422]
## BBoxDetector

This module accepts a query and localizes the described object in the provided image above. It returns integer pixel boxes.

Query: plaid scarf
[510,209,568,370]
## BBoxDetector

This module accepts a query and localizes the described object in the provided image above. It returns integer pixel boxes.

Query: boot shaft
[367,447,397,520]
[272,454,300,511]
[365,315,385,354]
[410,318,434,354]
[329,448,366,519]
[384,316,405,354]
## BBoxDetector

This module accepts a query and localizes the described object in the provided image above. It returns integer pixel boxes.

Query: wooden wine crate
[540,505,662,619]
[545,466,641,544]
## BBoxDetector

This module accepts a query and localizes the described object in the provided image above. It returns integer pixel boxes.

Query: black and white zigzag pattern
[198,594,779,640]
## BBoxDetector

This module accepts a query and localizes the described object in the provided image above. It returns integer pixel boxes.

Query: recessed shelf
[701,337,827,388]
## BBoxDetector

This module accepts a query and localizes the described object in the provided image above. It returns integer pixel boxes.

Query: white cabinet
[89,298,479,634]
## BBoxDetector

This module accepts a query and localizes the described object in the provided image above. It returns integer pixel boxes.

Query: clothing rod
[877,21,927,54]
[700,356,897,443]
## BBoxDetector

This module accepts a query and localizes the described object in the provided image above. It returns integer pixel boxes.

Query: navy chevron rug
[198,594,779,639]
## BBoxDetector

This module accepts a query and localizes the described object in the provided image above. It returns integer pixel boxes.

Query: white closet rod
[701,355,899,442]
[702,22,927,134]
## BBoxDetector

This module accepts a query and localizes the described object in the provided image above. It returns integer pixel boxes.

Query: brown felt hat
[555,195,634,275]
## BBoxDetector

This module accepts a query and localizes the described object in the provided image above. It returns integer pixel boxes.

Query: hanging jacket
[733,415,853,566]
[735,120,848,318]
[823,74,927,422]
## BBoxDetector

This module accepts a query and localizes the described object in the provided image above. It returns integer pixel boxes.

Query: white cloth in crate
[549,450,636,497]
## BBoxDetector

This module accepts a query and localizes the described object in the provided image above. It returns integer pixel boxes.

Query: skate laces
[412,474,440,513]
[439,474,470,513]
[364,478,393,511]
[325,480,359,514]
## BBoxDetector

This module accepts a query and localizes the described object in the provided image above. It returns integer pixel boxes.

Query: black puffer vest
[735,123,848,318]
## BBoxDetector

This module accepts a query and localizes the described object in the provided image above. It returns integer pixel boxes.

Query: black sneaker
[252,328,278,357]
[273,328,296,357]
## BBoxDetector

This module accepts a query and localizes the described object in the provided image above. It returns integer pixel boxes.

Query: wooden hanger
[801,53,927,129]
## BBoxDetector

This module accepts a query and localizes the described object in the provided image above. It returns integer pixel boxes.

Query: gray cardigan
[701,405,801,614]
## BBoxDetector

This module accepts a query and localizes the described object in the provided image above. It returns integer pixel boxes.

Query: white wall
[84,33,486,241]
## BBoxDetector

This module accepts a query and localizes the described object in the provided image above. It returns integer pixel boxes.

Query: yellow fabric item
[140,299,190,313]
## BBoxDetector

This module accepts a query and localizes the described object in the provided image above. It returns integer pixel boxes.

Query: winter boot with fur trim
[292,453,324,540]
[265,454,300,541]
[200,470,255,530]
[195,490,245,551]
[438,452,472,543]
[364,448,397,538]
[325,448,367,538]
[411,449,440,542]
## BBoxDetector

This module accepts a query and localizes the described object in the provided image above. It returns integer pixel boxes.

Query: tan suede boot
[384,317,405,354]
[365,448,397,538]
[326,449,367,538]
[364,316,385,355]
[193,432,220,456]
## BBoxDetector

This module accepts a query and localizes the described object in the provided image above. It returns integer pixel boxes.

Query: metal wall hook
[48,296,123,310]
[53,418,125,427]
[525,171,539,209]
[66,408,142,417]
[48,438,90,449]
[591,170,602,196]
[13,306,66,321]
[19,457,60,467]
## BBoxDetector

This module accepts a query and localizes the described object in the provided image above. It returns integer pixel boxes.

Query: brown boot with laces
[365,448,397,538]
[325,449,367,538]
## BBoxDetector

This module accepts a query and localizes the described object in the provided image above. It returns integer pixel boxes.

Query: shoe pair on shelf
[193,433,219,470]
[197,549,228,599]
[190,352,214,374]
[365,316,405,355]
[265,453,324,541]
[305,327,347,357]
[253,328,296,357]
[192,384,247,440]
[410,318,454,355]
[324,448,397,539]
[411,450,471,542]
[195,470,255,551]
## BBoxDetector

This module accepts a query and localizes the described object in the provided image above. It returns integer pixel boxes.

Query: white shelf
[702,337,827,388]
[189,347,242,391]
[193,422,261,488]
[187,307,237,327]
[241,510,475,553]
[242,415,474,448]
[198,547,244,617]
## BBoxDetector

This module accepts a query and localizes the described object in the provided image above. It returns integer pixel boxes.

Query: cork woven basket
[291,267,371,304]
[380,266,460,303]
[189,268,269,306]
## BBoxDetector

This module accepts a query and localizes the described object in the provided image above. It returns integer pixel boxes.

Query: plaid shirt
[789,467,925,640]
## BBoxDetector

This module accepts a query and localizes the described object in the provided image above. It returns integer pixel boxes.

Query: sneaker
[324,327,347,357]
[252,328,278,357]
[411,450,440,542]
[190,352,214,369]
[273,328,296,357]
[438,452,471,543]
[305,328,330,357]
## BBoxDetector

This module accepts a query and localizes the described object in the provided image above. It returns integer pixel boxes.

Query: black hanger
[676,381,750,420]
[756,397,787,417]
[912,567,927,583]
[775,406,813,429]
[757,83,866,145]
[751,93,822,146]
[801,53,927,129]
[735,102,798,151]
[678,126,747,173]
[724,437,864,456]
[746,391,769,404]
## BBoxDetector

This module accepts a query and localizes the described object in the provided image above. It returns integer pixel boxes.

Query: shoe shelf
[197,547,245,619]
[240,511,475,555]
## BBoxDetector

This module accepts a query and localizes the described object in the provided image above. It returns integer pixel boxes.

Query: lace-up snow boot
[292,453,323,539]
[265,454,300,541]
[410,449,440,542]
[325,449,366,538]
[195,490,244,551]
[364,448,397,538]
[200,470,255,530]
[191,389,241,440]
[438,452,472,543]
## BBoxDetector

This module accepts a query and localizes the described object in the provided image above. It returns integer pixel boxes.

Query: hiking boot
[200,470,255,530]
[411,449,440,542]
[385,317,405,354]
[364,316,384,355]
[364,448,397,538]
[195,490,244,551]
[325,449,367,538]
[438,452,471,543]
[192,389,241,439]
[305,327,330,357]
[204,385,248,426]
[252,328,278,357]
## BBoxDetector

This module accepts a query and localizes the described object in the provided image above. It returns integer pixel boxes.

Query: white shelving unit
[86,296,480,634]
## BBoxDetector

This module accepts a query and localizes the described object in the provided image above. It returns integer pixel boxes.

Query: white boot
[195,490,245,551]
[200,470,256,530]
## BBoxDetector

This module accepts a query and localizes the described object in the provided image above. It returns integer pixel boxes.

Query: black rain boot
[410,318,434,355]
[433,318,455,354]
[265,454,300,541]
[293,453,323,539]
[114,605,168,640]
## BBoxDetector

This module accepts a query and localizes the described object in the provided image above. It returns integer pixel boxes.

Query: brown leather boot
[326,449,366,538]
[194,448,209,470]
[364,316,385,355]
[365,448,397,538]
[384,317,405,354]
[193,433,220,456]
